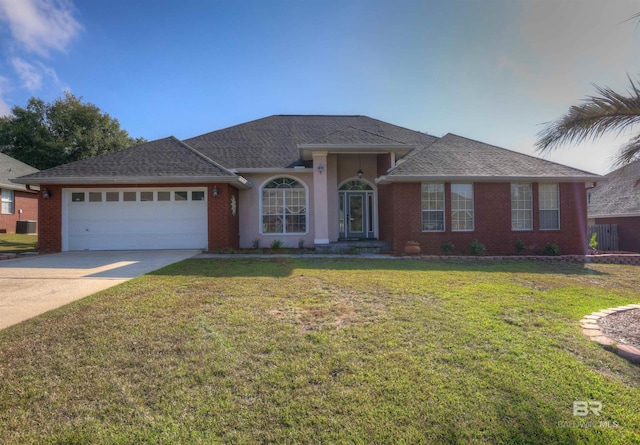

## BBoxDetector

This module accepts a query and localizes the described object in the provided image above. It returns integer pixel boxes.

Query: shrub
[589,233,598,252]
[441,240,454,255]
[542,243,561,256]
[515,239,526,254]
[270,239,283,250]
[252,238,260,249]
[469,240,486,256]
[298,238,305,249]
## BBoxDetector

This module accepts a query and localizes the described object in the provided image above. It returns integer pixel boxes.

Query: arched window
[261,177,307,234]
[339,180,373,191]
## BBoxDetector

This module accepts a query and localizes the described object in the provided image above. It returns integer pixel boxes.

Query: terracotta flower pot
[404,243,421,254]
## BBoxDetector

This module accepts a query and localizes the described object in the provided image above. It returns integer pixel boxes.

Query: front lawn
[0,259,638,444]
[0,233,37,253]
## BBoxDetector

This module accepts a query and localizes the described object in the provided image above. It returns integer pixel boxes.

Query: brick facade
[0,189,38,234]
[593,216,640,253]
[38,183,240,253]
[378,181,588,255]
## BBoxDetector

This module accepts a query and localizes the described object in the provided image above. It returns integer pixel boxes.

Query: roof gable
[589,159,640,217]
[13,137,238,185]
[185,115,437,168]
[0,153,39,191]
[386,133,600,181]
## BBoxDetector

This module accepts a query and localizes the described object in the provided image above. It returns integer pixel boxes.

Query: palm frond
[536,76,640,165]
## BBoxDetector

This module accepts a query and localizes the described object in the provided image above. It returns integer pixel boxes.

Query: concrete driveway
[0,250,199,330]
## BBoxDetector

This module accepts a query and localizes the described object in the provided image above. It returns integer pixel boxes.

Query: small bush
[515,239,526,254]
[469,240,486,256]
[270,239,283,250]
[441,240,454,255]
[542,243,561,256]
[589,233,598,252]
[252,238,260,249]
[298,238,305,249]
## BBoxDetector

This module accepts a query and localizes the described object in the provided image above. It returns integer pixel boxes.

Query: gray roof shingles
[388,133,601,179]
[588,159,640,216]
[14,137,236,183]
[185,115,437,168]
[13,115,602,185]
[0,153,39,191]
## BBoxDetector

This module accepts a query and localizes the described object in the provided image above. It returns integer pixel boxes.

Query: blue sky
[0,0,639,174]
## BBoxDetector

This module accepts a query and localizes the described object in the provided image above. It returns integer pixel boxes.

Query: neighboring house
[13,115,601,254]
[0,153,39,234]
[588,159,640,253]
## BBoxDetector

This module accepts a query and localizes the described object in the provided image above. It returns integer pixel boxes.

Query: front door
[346,192,366,238]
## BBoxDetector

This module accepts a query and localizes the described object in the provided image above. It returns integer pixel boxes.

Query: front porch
[314,239,391,254]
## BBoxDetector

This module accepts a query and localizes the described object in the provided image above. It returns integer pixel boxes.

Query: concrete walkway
[0,250,199,330]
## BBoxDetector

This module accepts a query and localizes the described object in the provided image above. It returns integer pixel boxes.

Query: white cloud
[0,0,82,56]
[0,77,11,116]
[11,57,42,90]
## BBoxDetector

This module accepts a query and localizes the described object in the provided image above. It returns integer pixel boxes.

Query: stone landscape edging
[581,304,640,365]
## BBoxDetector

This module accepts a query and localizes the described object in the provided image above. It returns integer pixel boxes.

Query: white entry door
[63,188,208,251]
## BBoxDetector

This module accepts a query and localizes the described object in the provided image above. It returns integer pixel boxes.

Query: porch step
[315,240,391,254]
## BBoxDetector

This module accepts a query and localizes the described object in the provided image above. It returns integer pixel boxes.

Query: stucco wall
[238,172,316,249]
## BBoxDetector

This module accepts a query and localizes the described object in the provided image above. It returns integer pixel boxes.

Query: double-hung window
[1,189,14,214]
[421,183,445,231]
[539,183,560,230]
[511,183,532,230]
[451,183,474,231]
[262,177,307,234]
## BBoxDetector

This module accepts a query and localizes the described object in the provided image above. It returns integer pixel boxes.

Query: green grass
[0,234,37,253]
[0,258,639,444]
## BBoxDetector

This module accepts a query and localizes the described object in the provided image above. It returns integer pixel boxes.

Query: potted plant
[404,240,421,255]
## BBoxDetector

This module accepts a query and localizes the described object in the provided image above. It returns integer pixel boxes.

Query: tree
[536,76,640,166]
[0,92,145,170]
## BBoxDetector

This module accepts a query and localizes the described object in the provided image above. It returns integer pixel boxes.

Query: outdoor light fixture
[317,163,324,174]
[213,186,219,197]
[42,188,52,199]
[357,153,363,179]
[357,168,363,179]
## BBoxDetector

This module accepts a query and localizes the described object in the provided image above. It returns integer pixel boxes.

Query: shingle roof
[304,126,409,145]
[588,159,640,217]
[185,115,437,168]
[386,133,601,180]
[13,137,237,185]
[0,153,39,191]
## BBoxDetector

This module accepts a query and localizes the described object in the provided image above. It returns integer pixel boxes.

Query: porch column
[312,151,329,244]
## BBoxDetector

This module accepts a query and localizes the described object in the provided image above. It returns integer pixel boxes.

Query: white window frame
[511,183,532,231]
[421,183,445,232]
[539,183,560,230]
[1,189,14,214]
[259,176,309,235]
[451,183,474,232]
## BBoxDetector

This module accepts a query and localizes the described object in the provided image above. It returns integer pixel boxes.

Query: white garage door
[64,188,208,251]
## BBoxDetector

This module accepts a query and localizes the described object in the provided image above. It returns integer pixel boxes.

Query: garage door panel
[65,188,208,251]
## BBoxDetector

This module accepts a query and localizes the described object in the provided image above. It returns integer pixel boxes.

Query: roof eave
[376,174,602,184]
[299,144,415,160]
[589,212,640,218]
[231,167,314,174]
[12,175,253,189]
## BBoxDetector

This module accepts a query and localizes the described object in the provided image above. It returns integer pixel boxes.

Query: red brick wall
[37,183,240,253]
[0,189,38,234]
[38,185,62,252]
[207,183,239,250]
[381,182,588,255]
[594,216,640,253]
[377,154,391,177]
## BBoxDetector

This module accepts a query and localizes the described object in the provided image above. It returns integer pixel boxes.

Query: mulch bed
[599,309,640,349]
